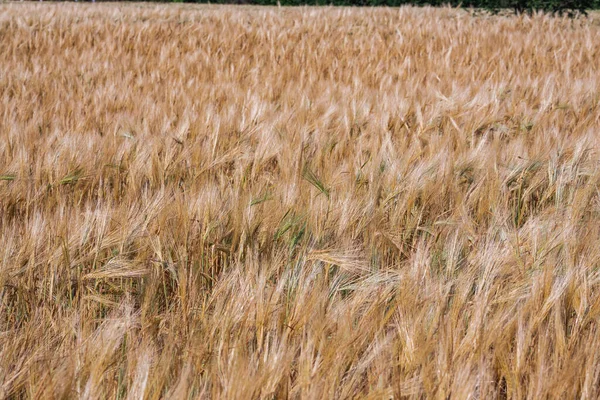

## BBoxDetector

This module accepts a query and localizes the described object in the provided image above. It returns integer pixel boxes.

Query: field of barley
[1,3,600,398]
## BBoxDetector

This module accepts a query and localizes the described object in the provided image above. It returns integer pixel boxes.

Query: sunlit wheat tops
[1,3,600,399]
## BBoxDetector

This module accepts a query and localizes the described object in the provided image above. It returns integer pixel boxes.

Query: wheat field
[1,3,600,399]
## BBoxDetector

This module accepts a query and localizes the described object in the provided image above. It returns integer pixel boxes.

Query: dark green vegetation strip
[141,0,600,14]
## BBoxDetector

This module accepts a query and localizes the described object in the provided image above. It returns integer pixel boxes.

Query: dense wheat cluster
[1,3,600,398]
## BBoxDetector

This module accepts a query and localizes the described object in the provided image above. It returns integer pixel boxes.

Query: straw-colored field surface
[1,3,600,398]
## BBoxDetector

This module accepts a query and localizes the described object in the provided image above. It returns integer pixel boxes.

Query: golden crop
[1,3,600,398]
